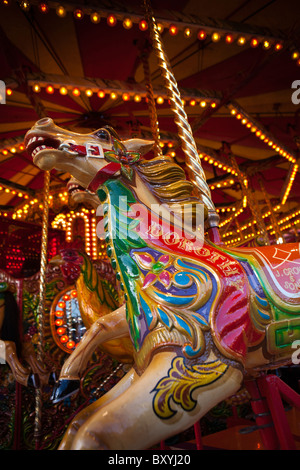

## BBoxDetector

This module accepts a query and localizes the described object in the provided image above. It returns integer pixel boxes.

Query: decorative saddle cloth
[227,243,300,358]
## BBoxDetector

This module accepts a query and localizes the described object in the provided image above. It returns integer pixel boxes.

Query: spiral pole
[34,169,50,448]
[144,0,219,229]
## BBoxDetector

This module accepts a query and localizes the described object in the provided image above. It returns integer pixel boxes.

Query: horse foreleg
[58,367,137,450]
[59,304,128,380]
[70,351,243,450]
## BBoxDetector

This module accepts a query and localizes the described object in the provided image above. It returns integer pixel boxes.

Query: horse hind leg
[70,351,243,450]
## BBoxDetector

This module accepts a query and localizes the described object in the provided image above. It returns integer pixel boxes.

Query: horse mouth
[67,180,85,195]
[25,133,61,159]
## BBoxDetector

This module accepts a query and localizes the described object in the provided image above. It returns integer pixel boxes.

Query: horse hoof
[48,371,57,385]
[51,379,80,404]
[27,373,40,389]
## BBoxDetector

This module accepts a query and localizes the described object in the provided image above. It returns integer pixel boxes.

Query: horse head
[25,118,154,189]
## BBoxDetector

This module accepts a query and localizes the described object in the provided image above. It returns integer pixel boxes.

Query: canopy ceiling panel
[0,0,299,244]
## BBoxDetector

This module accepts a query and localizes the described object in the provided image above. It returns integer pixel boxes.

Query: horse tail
[1,291,22,357]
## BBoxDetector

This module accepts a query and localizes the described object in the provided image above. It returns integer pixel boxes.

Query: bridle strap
[87,161,121,192]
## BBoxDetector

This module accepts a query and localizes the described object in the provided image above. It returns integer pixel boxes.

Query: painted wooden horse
[25,118,300,450]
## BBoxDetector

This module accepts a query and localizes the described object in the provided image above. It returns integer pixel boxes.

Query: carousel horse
[49,192,133,403]
[0,281,48,387]
[25,118,300,450]
[50,244,133,402]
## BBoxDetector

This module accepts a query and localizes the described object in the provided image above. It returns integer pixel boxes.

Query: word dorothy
[96,197,205,249]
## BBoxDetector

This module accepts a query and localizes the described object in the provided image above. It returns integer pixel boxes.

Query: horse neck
[101,173,194,231]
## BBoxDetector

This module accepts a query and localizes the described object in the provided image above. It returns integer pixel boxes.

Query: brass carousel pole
[34,169,50,448]
[143,0,220,241]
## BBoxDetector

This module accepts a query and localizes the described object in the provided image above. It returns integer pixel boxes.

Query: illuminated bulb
[33,84,41,93]
[292,51,299,60]
[275,42,283,51]
[107,14,117,26]
[59,86,68,95]
[169,24,178,36]
[74,8,84,19]
[189,99,196,106]
[97,90,105,98]
[56,5,66,17]
[134,94,141,102]
[211,102,217,108]
[200,100,207,107]
[85,89,93,97]
[156,96,164,104]
[90,12,100,23]
[184,28,192,38]
[20,1,30,11]
[122,93,130,101]
[225,34,234,44]
[263,40,271,49]
[250,37,259,48]
[197,30,207,40]
[211,32,221,42]
[38,2,49,14]
[72,88,80,96]
[237,36,246,46]
[231,108,237,115]
[139,19,148,31]
[123,17,132,29]
[110,92,117,100]
[46,85,54,94]
[157,23,164,33]
[6,88,12,96]
[11,147,16,153]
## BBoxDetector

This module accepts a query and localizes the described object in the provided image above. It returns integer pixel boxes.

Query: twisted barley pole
[144,0,219,230]
[34,169,50,448]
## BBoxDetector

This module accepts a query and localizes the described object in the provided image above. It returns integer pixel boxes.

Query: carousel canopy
[0,0,299,248]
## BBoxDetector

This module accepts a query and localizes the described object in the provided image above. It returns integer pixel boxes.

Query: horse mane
[103,127,205,223]
[136,156,194,202]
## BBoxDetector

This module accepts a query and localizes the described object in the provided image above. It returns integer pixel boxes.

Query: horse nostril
[36,117,52,127]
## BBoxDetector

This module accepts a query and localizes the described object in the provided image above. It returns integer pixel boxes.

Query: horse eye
[95,129,110,141]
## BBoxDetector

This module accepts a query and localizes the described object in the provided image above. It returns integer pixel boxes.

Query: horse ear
[123,138,154,156]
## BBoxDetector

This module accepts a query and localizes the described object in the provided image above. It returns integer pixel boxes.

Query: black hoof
[27,373,40,389]
[51,379,80,404]
[48,371,57,385]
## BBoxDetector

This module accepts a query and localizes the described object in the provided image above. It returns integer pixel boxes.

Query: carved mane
[103,127,207,224]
